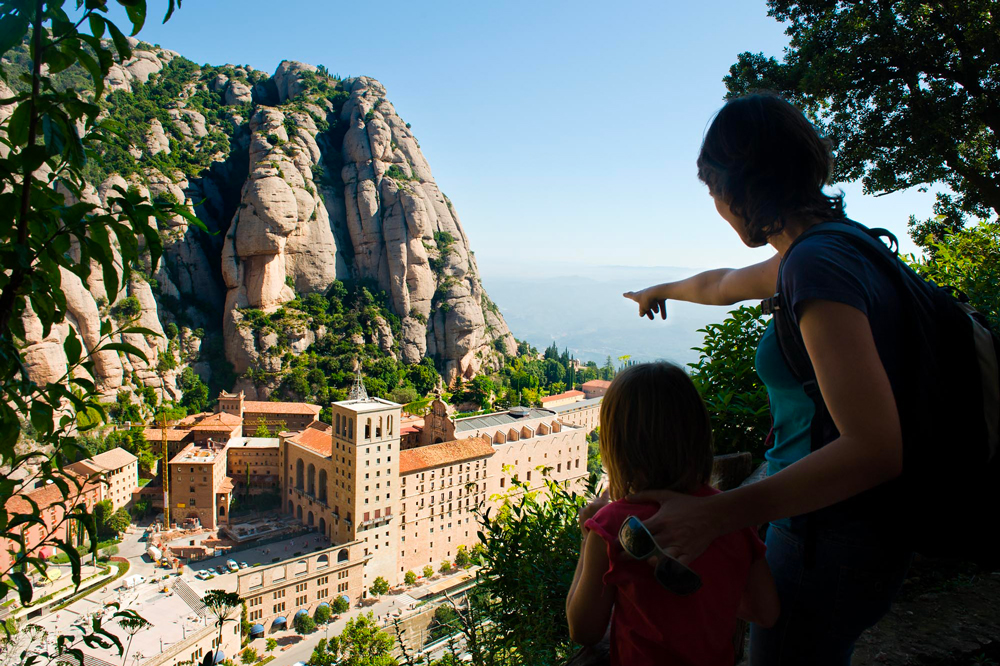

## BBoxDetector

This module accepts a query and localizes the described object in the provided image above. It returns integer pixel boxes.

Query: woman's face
[713,195,765,248]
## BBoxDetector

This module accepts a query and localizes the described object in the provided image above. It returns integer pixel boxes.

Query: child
[565,362,779,666]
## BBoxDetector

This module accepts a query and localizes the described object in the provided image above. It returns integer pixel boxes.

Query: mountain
[6,39,516,404]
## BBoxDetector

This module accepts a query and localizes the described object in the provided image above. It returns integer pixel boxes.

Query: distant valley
[481,264,746,367]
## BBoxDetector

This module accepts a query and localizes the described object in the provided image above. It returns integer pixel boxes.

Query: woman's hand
[579,489,610,535]
[626,489,725,566]
[623,286,668,320]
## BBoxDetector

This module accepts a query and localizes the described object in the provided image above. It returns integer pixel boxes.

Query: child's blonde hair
[599,362,714,500]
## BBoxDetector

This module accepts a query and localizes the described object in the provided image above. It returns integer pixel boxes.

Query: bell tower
[328,371,402,588]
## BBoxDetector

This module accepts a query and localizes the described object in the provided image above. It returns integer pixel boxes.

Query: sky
[108,0,938,277]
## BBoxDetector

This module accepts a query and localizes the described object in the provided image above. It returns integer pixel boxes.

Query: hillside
[5,37,516,409]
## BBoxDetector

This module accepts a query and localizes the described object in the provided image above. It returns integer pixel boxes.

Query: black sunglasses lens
[619,516,656,559]
[654,556,703,596]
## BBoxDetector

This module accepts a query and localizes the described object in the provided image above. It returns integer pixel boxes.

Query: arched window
[365,418,371,439]
[349,419,353,438]
[387,415,393,436]
[335,413,341,436]
[319,518,326,536]
[288,499,293,513]
[307,511,314,527]
[337,548,349,563]
[307,463,316,496]
[318,553,329,568]
[296,505,303,520]
[318,470,327,502]
[296,459,304,490]
[377,416,383,438]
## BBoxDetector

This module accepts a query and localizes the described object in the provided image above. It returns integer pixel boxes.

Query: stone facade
[550,397,602,433]
[238,541,367,629]
[540,390,586,408]
[168,440,233,530]
[226,437,281,494]
[67,447,139,511]
[581,380,611,399]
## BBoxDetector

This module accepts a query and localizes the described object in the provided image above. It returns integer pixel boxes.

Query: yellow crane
[159,373,170,529]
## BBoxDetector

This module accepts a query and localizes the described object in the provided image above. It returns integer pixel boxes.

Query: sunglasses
[618,515,702,596]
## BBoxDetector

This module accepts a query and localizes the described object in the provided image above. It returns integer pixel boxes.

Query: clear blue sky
[113,0,936,275]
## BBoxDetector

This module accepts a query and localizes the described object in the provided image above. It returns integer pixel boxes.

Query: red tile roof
[88,447,138,470]
[244,401,322,416]
[6,471,97,514]
[144,428,192,441]
[582,380,611,389]
[194,412,244,428]
[287,427,332,456]
[399,437,494,474]
[541,390,585,403]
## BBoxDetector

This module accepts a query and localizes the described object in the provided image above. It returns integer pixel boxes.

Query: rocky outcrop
[20,49,516,400]
[337,75,516,382]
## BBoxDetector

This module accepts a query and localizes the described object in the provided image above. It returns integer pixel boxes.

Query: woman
[621,93,913,664]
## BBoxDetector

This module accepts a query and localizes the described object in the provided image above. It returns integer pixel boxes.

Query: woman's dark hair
[697,92,845,245]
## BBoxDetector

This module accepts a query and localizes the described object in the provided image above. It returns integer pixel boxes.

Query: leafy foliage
[314,603,331,625]
[724,1,1000,231]
[462,472,598,665]
[0,0,189,638]
[308,614,396,666]
[688,304,771,460]
[294,613,317,635]
[368,575,389,598]
[908,221,1000,332]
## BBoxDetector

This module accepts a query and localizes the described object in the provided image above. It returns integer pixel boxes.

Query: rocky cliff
[11,40,516,403]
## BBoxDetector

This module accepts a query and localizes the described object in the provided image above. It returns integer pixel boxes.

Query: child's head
[599,362,713,500]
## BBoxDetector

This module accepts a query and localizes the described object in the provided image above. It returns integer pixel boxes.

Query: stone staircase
[171,578,207,617]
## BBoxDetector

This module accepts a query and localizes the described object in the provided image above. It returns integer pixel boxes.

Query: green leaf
[101,341,148,362]
[116,0,147,36]
[0,15,30,56]
[88,13,106,39]
[10,572,32,604]
[105,19,133,61]
[64,330,83,365]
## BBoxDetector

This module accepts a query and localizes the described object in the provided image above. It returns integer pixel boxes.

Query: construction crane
[159,372,170,530]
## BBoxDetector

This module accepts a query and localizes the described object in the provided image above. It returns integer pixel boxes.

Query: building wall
[142,619,241,666]
[244,411,315,435]
[105,459,139,511]
[238,541,367,629]
[486,427,589,499]
[284,442,333,537]
[419,400,456,446]
[170,446,228,530]
[582,383,609,399]
[227,446,281,494]
[554,402,601,433]
[397,456,490,576]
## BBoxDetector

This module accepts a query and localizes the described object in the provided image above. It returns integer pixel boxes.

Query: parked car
[226,559,239,572]
[205,567,218,576]
[239,562,249,569]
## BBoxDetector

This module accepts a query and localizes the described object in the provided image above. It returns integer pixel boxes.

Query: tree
[179,367,209,413]
[294,613,317,635]
[94,499,114,537]
[587,428,603,477]
[330,613,396,666]
[369,576,389,598]
[118,614,152,666]
[407,358,440,396]
[332,595,350,614]
[202,590,244,648]
[239,647,257,665]
[466,375,495,409]
[105,507,131,537]
[0,0,190,652]
[306,638,338,666]
[430,604,460,642]
[314,604,331,625]
[253,417,272,438]
[453,545,469,569]
[422,565,435,579]
[403,570,417,586]
[909,221,1000,332]
[265,638,277,653]
[688,305,771,459]
[439,559,452,574]
[724,1,1000,235]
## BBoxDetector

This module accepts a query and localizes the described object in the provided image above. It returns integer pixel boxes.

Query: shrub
[110,295,142,321]
[265,638,277,653]
[454,545,469,568]
[331,596,350,614]
[369,576,389,598]
[422,565,434,579]
[239,647,257,665]
[404,570,417,586]
[314,604,331,624]
[688,304,771,460]
[293,613,316,635]
[438,559,451,574]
